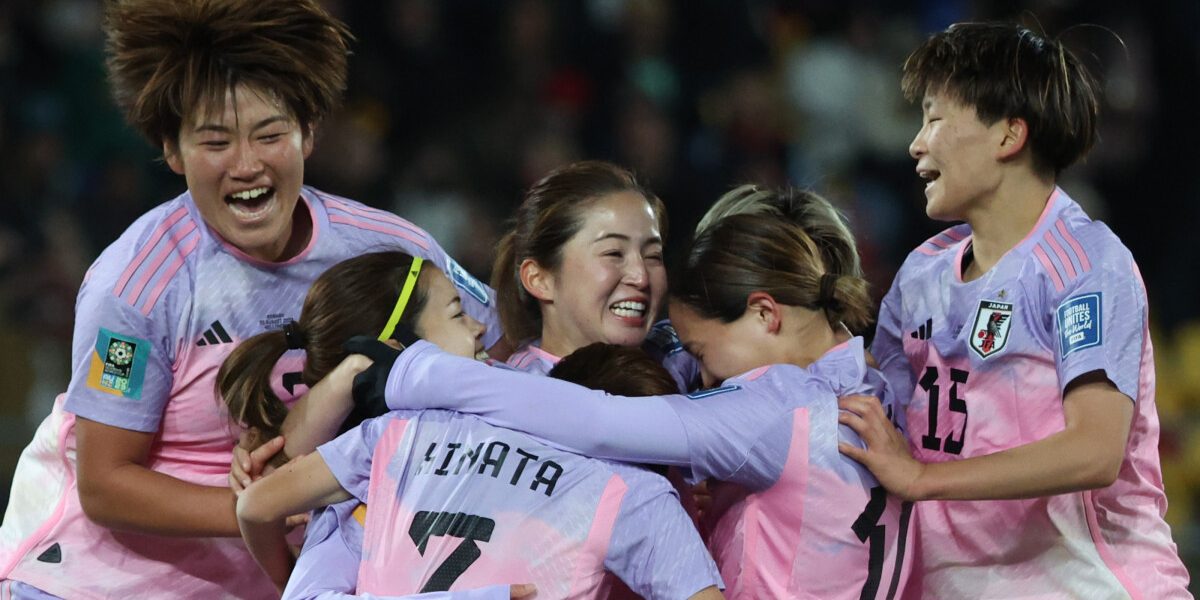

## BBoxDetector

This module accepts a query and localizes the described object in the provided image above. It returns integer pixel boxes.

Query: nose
[623,255,648,288]
[229,141,264,180]
[467,315,485,339]
[908,126,927,160]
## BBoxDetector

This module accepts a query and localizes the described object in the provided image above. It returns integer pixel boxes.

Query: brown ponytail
[218,251,432,444]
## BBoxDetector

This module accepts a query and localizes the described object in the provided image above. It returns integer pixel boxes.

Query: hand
[343,336,403,414]
[510,583,536,599]
[837,395,925,501]
[230,432,286,494]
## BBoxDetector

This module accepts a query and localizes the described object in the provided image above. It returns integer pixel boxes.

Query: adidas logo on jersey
[196,321,233,346]
[910,318,933,340]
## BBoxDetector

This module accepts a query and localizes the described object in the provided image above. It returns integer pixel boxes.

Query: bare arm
[237,452,352,590]
[281,355,372,459]
[688,586,725,600]
[839,370,1132,501]
[75,417,240,536]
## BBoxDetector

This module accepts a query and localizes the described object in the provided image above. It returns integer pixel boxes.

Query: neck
[962,172,1055,280]
[538,318,580,359]
[781,309,838,369]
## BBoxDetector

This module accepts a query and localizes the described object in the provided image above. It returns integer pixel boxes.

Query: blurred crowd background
[1,0,1197,586]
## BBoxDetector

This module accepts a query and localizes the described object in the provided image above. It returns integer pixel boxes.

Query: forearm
[80,465,240,536]
[238,514,293,591]
[915,426,1124,501]
[282,356,366,458]
[388,342,692,465]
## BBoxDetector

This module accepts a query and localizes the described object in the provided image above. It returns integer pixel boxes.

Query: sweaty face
[669,301,771,388]
[909,93,1006,222]
[166,83,314,262]
[414,268,487,360]
[538,191,667,355]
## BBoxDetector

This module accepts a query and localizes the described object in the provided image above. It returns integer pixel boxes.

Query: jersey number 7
[409,511,496,592]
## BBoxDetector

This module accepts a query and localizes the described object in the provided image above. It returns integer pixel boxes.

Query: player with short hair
[233,253,723,599]
[0,1,501,597]
[838,22,1190,598]
[357,192,915,599]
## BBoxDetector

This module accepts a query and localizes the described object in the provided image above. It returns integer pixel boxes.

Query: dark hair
[218,252,430,447]
[493,161,667,346]
[548,343,678,398]
[901,21,1101,175]
[104,0,353,148]
[696,184,863,281]
[674,213,873,332]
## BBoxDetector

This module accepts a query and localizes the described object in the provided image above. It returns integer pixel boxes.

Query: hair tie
[817,273,839,310]
[283,321,307,350]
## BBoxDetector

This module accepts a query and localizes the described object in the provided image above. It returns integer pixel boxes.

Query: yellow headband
[378,257,424,341]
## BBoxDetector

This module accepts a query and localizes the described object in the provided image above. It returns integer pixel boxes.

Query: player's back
[318,408,718,599]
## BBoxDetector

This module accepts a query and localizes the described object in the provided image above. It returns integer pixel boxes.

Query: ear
[163,139,185,175]
[745,291,782,335]
[996,116,1029,161]
[519,258,555,303]
[301,124,315,159]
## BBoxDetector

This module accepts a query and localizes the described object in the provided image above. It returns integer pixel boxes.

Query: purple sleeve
[1051,230,1145,400]
[283,500,362,600]
[62,249,179,432]
[871,271,916,410]
[384,341,694,465]
[605,469,723,596]
[317,414,398,501]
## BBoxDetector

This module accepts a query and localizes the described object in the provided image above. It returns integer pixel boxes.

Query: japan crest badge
[970,299,1013,358]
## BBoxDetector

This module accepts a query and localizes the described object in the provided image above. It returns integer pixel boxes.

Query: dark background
[1,0,1197,585]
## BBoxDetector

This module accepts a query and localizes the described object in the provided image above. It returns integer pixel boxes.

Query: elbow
[1077,449,1123,490]
[77,477,122,529]
[235,486,279,526]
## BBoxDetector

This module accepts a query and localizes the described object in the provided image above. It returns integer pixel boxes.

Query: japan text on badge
[87,328,151,399]
[970,299,1013,359]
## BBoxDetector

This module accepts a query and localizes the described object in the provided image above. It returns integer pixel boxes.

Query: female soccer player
[230,252,722,598]
[355,193,915,599]
[840,22,1190,598]
[0,1,501,597]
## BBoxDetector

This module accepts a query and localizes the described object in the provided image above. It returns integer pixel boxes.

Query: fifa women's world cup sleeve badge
[86,327,152,399]
[970,300,1013,358]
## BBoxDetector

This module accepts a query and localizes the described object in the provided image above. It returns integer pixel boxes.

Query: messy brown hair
[901,22,1101,175]
[549,343,678,398]
[104,0,353,147]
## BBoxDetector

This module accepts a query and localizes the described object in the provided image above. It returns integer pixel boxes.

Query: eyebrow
[193,115,291,135]
[446,297,462,309]
[592,233,664,245]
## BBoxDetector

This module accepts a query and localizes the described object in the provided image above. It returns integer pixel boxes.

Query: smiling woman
[492,161,669,368]
[0,0,503,597]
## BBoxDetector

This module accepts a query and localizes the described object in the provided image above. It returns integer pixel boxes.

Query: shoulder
[893,223,970,285]
[602,461,678,503]
[309,186,438,253]
[82,195,201,317]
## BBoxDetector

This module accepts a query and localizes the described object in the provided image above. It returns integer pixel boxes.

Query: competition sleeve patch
[1057,292,1102,358]
[446,257,490,305]
[86,328,151,399]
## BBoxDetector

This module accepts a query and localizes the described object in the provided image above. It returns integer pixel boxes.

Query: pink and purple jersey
[0,187,501,599]
[317,408,721,599]
[872,187,1189,598]
[382,337,914,599]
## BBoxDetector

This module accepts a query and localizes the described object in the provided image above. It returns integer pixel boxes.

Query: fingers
[838,441,867,463]
[285,512,312,530]
[510,583,537,599]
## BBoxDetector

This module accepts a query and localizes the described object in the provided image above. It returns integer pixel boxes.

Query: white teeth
[230,187,270,201]
[475,350,490,361]
[610,301,647,318]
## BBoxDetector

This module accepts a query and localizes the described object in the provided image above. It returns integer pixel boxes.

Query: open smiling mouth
[226,186,276,218]
[610,300,647,320]
[918,169,941,189]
